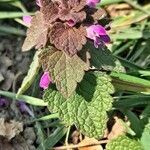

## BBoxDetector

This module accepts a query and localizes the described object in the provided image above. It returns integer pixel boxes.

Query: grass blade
[0,25,25,35]
[122,110,143,137]
[37,126,67,150]
[0,12,33,19]
[0,90,48,106]
[111,72,150,93]
[114,97,150,108]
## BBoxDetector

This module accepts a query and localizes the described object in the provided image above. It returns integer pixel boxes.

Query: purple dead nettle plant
[21,0,114,138]
[22,0,110,90]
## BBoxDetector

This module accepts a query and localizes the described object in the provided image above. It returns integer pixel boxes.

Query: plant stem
[53,140,108,150]
[65,126,71,147]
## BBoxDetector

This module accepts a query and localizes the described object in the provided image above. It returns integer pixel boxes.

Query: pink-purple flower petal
[39,72,52,90]
[36,0,42,7]
[86,24,110,48]
[86,0,101,7]
[101,35,111,43]
[92,25,107,35]
[23,16,32,26]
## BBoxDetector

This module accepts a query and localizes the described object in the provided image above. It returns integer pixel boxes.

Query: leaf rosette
[22,0,114,97]
[22,0,107,56]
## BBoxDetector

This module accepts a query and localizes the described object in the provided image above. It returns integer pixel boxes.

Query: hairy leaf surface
[39,47,89,98]
[49,23,87,56]
[22,12,48,51]
[44,72,114,138]
[106,135,143,150]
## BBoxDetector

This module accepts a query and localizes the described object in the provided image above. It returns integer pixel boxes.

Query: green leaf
[141,122,150,150]
[39,47,89,98]
[17,51,41,97]
[85,43,115,71]
[44,72,114,138]
[106,135,144,150]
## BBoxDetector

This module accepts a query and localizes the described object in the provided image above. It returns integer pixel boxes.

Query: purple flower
[39,72,52,89]
[87,0,101,7]
[23,16,32,26]
[0,98,9,107]
[17,101,34,117]
[86,24,110,48]
[36,0,42,7]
